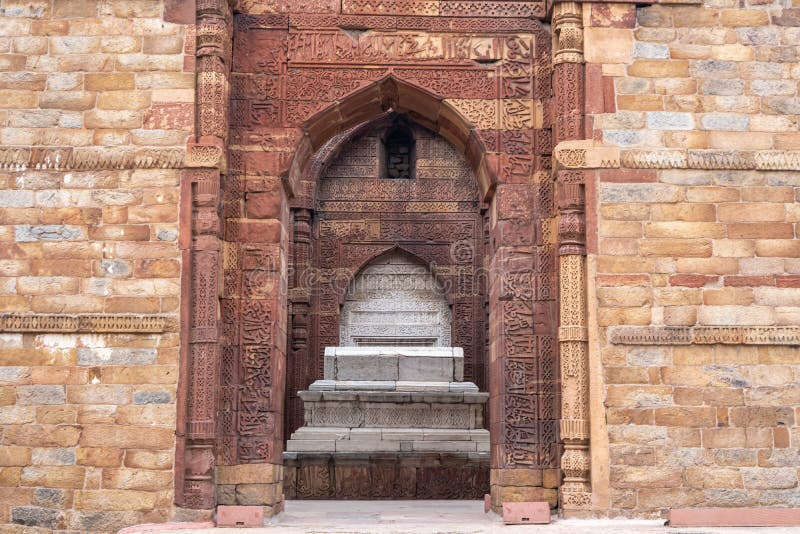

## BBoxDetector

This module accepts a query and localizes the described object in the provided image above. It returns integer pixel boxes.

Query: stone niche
[340,250,452,347]
[284,252,489,499]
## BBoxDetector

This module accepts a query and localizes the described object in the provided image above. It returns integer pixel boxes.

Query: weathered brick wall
[585,0,800,516]
[0,0,192,530]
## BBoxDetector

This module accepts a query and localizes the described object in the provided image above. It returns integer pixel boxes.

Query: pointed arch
[285,75,496,202]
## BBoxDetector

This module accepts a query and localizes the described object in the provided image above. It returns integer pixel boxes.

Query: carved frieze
[0,314,170,333]
[608,326,800,346]
[0,146,185,171]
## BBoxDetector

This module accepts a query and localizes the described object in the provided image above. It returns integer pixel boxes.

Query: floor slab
[128,501,800,534]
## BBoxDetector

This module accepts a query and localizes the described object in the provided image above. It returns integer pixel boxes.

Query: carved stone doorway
[177,6,564,513]
[283,117,490,499]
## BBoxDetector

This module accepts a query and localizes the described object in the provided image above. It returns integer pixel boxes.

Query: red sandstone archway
[178,9,560,511]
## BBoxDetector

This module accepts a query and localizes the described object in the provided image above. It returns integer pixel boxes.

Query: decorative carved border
[608,326,800,346]
[621,150,800,171]
[553,0,593,511]
[553,142,800,172]
[0,314,171,333]
[0,146,185,171]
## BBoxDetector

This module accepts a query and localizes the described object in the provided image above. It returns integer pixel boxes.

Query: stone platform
[285,346,490,499]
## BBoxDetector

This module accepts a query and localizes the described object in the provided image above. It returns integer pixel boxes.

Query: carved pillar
[553,2,584,145]
[180,171,223,509]
[557,175,591,509]
[287,208,312,435]
[553,0,592,511]
[176,0,233,509]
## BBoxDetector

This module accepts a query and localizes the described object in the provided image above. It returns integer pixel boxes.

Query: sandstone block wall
[0,0,192,530]
[585,0,800,516]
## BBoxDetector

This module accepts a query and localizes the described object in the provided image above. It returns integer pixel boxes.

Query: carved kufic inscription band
[0,146,186,171]
[0,314,170,333]
[553,144,800,172]
[608,326,800,346]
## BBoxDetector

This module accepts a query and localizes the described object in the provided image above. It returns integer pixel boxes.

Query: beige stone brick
[664,131,709,149]
[617,94,664,111]
[713,346,758,365]
[703,427,746,448]
[74,489,156,511]
[610,466,682,488]
[605,385,673,407]
[124,450,173,470]
[217,463,282,485]
[675,257,740,275]
[84,110,142,129]
[142,35,185,55]
[80,426,173,450]
[0,90,37,109]
[667,426,702,448]
[97,90,152,111]
[0,447,31,467]
[52,0,99,18]
[115,405,176,426]
[31,295,104,313]
[639,239,713,257]
[37,405,78,425]
[646,222,725,239]
[101,469,173,491]
[599,238,639,256]
[703,287,754,305]
[758,346,799,364]
[598,306,652,326]
[712,44,755,61]
[721,9,770,25]
[702,386,745,407]
[607,408,655,426]
[650,204,716,222]
[100,365,177,385]
[605,367,651,384]
[729,223,794,239]
[627,60,690,78]
[21,466,85,489]
[0,348,75,366]
[599,220,643,238]
[672,6,720,26]
[600,204,651,221]
[12,35,48,55]
[585,28,633,64]
[84,73,135,91]
[718,203,786,222]
[100,35,141,54]
[686,186,740,203]
[698,304,775,325]
[685,467,743,489]
[654,407,717,427]
[754,239,800,257]
[708,131,774,150]
[38,91,96,111]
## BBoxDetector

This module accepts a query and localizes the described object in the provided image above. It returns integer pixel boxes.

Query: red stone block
[484,493,491,513]
[216,505,264,528]
[776,275,800,288]
[597,169,657,183]
[603,76,616,113]
[584,64,604,115]
[670,274,719,288]
[164,0,195,24]
[669,508,800,527]
[723,275,775,287]
[502,502,550,525]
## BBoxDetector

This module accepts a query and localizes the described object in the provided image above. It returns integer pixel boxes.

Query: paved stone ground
[131,501,800,534]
